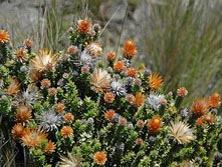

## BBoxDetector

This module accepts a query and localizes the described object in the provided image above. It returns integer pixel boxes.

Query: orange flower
[15,48,27,60]
[147,116,162,133]
[41,79,51,88]
[64,113,74,122]
[21,128,48,148]
[122,40,137,59]
[196,117,203,126]
[0,29,10,43]
[104,92,115,103]
[107,52,116,61]
[93,151,107,165]
[204,114,215,125]
[67,45,78,55]
[104,109,116,122]
[148,73,163,90]
[113,61,125,72]
[61,126,73,138]
[177,87,188,97]
[12,123,25,138]
[133,92,145,107]
[44,140,56,154]
[15,105,32,122]
[191,98,209,116]
[57,102,65,113]
[6,79,20,96]
[48,87,57,96]
[77,19,92,33]
[127,67,137,78]
[23,39,34,48]
[208,92,221,108]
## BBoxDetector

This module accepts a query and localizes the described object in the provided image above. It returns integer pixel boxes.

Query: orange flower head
[107,52,116,62]
[29,69,43,82]
[23,39,34,48]
[15,48,27,60]
[104,109,116,122]
[93,151,107,165]
[77,19,92,33]
[67,45,78,55]
[148,73,163,90]
[44,140,56,154]
[12,123,25,138]
[113,61,125,72]
[122,40,137,59]
[48,87,57,96]
[6,79,20,96]
[0,29,10,43]
[209,92,221,108]
[196,117,203,126]
[177,87,188,97]
[133,92,145,107]
[61,126,73,138]
[127,67,137,78]
[64,113,74,122]
[204,114,215,125]
[21,128,48,148]
[57,102,65,113]
[104,92,115,103]
[147,116,162,133]
[41,79,51,88]
[15,105,32,122]
[191,98,209,116]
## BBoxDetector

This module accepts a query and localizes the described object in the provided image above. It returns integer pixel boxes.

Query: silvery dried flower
[87,118,94,124]
[57,79,64,87]
[169,120,195,144]
[37,109,62,132]
[63,73,69,79]
[19,86,38,106]
[80,51,92,64]
[111,81,126,96]
[180,108,189,117]
[124,77,135,86]
[58,153,81,167]
[147,94,166,111]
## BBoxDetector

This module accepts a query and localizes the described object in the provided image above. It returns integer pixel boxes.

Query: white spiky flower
[111,80,126,96]
[37,109,62,132]
[147,94,166,110]
[169,120,195,144]
[90,68,111,93]
[58,153,81,167]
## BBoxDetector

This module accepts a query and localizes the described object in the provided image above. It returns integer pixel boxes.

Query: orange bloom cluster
[77,19,92,34]
[64,113,75,122]
[133,92,145,107]
[147,116,162,133]
[104,92,115,103]
[104,109,116,122]
[61,126,73,138]
[0,29,10,43]
[122,40,137,59]
[93,151,107,165]
[114,61,125,72]
[44,140,56,154]
[107,52,116,62]
[12,123,25,138]
[23,39,34,48]
[21,128,48,148]
[6,79,20,96]
[148,73,163,90]
[15,105,32,122]
[177,87,188,97]
[127,67,137,78]
[15,48,27,60]
[57,102,65,113]
[208,92,221,108]
[191,98,209,116]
